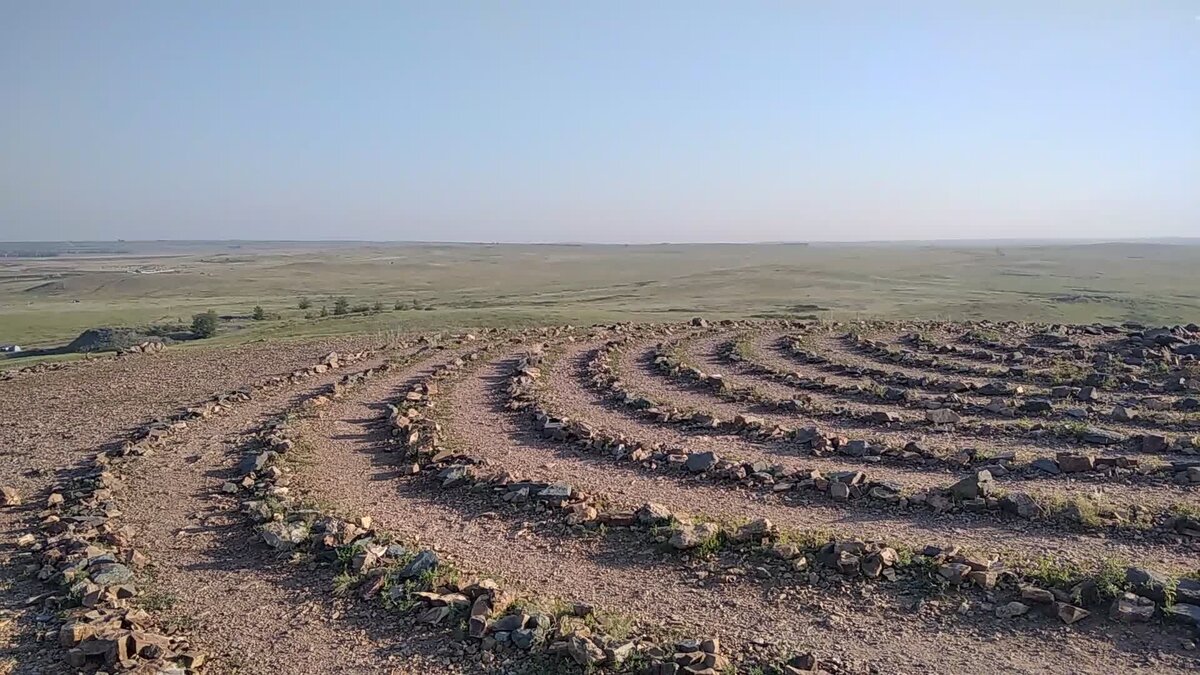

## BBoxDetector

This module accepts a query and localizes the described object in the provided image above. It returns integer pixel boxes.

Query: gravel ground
[288,341,1197,674]
[0,336,385,673]
[2,326,1198,675]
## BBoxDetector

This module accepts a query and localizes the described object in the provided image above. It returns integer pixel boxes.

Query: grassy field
[2,240,1199,359]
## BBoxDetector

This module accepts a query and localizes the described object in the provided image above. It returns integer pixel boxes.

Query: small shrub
[372,301,384,312]
[333,297,350,315]
[320,305,329,317]
[252,305,266,321]
[190,311,219,338]
[298,297,311,310]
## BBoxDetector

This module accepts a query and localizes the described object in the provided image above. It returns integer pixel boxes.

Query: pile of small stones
[118,340,166,355]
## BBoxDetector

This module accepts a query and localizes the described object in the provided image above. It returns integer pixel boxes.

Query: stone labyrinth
[3,319,1199,674]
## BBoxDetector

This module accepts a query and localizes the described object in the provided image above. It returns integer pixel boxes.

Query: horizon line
[3,236,1200,247]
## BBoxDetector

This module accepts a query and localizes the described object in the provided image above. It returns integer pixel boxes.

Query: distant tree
[319,305,329,317]
[191,311,219,338]
[372,300,384,312]
[252,305,266,321]
[333,297,350,315]
[298,297,311,310]
[393,300,405,311]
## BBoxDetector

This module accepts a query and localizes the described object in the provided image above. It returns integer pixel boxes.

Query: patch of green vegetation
[1091,558,1129,602]
[1046,360,1088,385]
[137,587,178,612]
[1024,555,1083,588]
[332,571,359,596]
[190,310,218,338]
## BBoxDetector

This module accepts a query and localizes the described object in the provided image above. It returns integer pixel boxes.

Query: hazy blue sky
[2,2,1197,243]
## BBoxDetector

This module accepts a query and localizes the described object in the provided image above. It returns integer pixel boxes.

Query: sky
[1,1,1198,243]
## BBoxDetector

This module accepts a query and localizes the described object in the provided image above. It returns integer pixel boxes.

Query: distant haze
[2,2,1198,243]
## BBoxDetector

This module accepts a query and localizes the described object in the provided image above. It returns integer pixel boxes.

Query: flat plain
[3,240,1200,352]
[1,241,1199,675]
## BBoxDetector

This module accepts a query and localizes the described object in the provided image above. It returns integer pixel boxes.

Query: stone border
[583,334,1198,538]
[508,339,1200,635]
[723,334,1200,484]
[10,348,372,673]
[780,332,1200,441]
[228,340,799,674]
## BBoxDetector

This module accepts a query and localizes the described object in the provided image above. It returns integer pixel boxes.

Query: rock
[1111,405,1134,422]
[1124,567,1189,603]
[0,486,20,506]
[841,439,872,457]
[399,550,439,579]
[606,641,636,666]
[1109,593,1155,623]
[490,612,528,632]
[511,628,536,649]
[1055,602,1089,624]
[1030,458,1061,475]
[636,502,673,525]
[535,484,572,501]
[685,452,718,473]
[996,601,1029,619]
[1021,587,1055,604]
[89,562,134,586]
[732,518,775,543]
[669,522,720,550]
[1081,427,1123,445]
[830,482,850,500]
[1056,453,1095,473]
[869,411,900,424]
[948,470,994,500]
[259,521,310,550]
[1001,492,1044,519]
[938,563,972,584]
[926,408,961,425]
[1019,399,1053,414]
[416,605,451,625]
[566,636,606,665]
[1141,434,1169,453]
[1163,603,1200,627]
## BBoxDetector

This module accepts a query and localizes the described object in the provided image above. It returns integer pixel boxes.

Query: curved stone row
[840,324,1200,400]
[782,332,1200,440]
[723,336,1200,485]
[915,322,1200,379]
[504,343,1200,636]
[230,346,820,675]
[11,349,371,673]
[586,335,1199,538]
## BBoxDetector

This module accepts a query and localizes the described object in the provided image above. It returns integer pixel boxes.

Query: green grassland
[2,241,1198,360]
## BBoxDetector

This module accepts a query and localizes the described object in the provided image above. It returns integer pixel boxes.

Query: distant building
[0,345,22,353]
